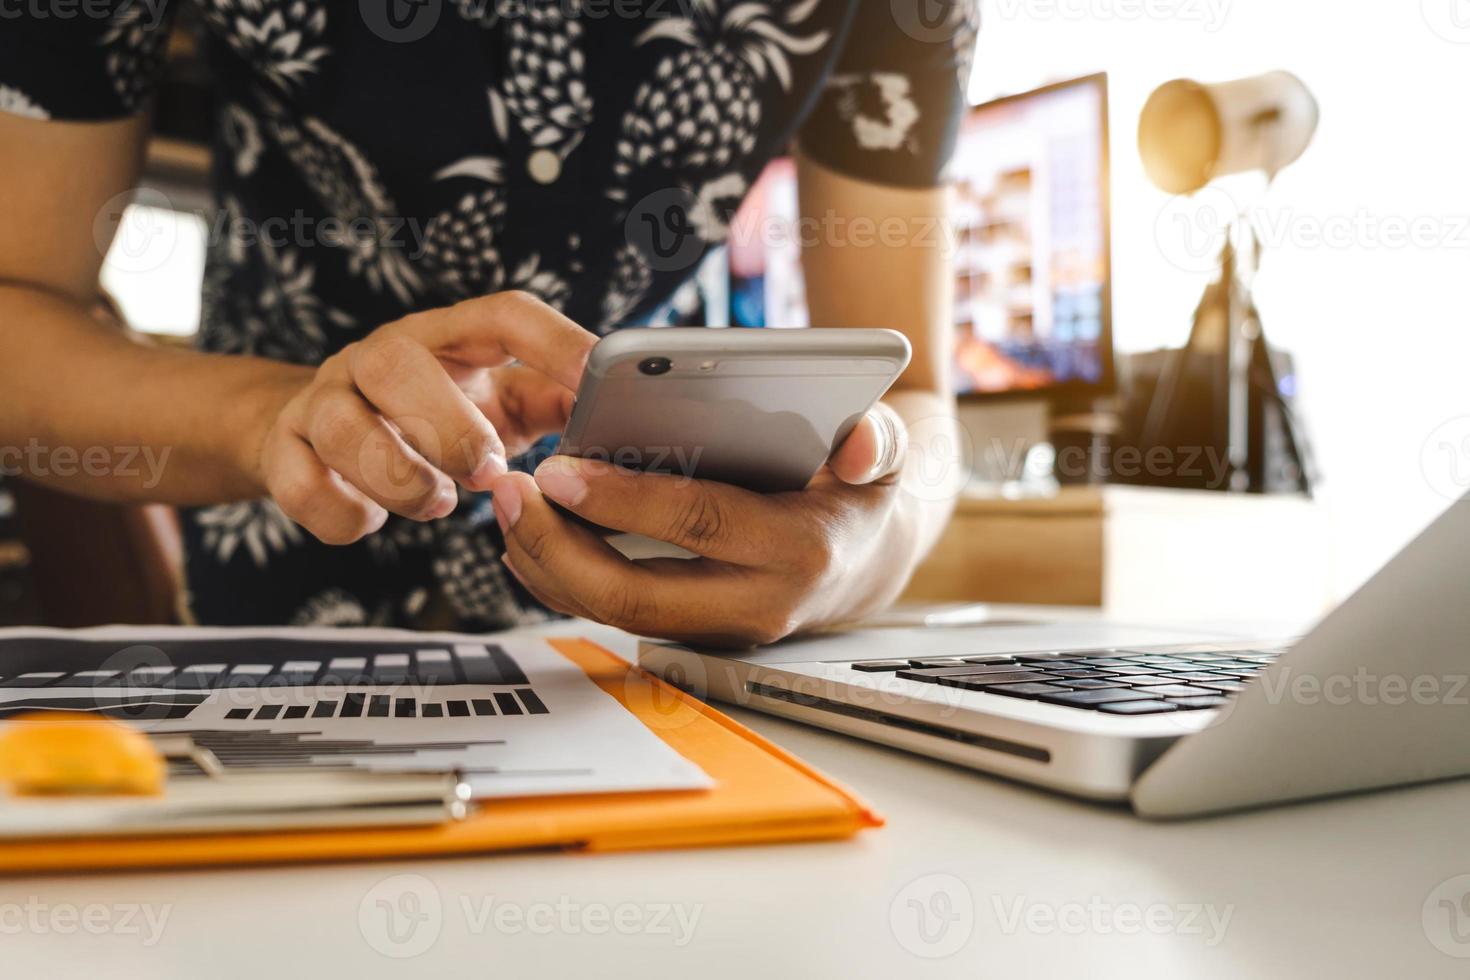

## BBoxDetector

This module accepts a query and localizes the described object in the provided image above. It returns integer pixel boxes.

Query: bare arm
[0,112,305,503]
[796,150,960,568]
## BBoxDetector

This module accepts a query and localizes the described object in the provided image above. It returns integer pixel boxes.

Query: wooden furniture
[10,481,182,627]
[904,485,1334,624]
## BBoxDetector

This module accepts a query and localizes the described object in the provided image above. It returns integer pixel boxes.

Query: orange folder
[0,638,882,874]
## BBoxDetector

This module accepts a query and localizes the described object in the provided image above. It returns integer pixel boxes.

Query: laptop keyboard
[843,642,1292,714]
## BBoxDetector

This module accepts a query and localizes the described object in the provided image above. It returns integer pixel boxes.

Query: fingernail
[425,486,458,520]
[468,452,508,490]
[492,479,523,532]
[534,457,588,506]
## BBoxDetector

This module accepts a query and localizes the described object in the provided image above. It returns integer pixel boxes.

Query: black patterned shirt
[1,0,977,628]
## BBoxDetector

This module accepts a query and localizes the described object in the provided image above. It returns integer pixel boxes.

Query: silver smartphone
[559,328,912,493]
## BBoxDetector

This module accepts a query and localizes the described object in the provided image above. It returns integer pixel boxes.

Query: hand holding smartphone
[559,328,911,493]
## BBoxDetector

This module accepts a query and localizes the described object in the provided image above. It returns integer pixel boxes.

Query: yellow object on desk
[0,714,165,796]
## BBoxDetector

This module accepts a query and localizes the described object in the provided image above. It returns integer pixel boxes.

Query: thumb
[828,403,907,485]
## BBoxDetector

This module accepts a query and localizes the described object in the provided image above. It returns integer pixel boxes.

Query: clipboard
[0,638,882,873]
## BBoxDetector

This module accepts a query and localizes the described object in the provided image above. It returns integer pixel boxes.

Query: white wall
[973,0,1470,597]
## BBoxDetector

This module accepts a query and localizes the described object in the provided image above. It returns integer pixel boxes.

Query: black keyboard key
[1039,688,1156,707]
[494,692,523,716]
[312,700,338,718]
[983,682,1069,698]
[225,708,250,720]
[1141,684,1217,698]
[849,660,910,672]
[341,692,366,718]
[368,695,390,717]
[961,655,1018,664]
[1013,654,1068,662]
[1041,669,1111,679]
[907,658,970,668]
[1056,678,1125,690]
[897,664,1042,683]
[1168,695,1231,709]
[1198,680,1246,693]
[1075,658,1136,667]
[471,699,495,716]
[255,704,282,720]
[395,698,416,718]
[1167,671,1232,682]
[936,671,1056,690]
[422,703,444,718]
[283,705,308,719]
[1098,700,1180,714]
[1112,675,1181,686]
[447,700,471,717]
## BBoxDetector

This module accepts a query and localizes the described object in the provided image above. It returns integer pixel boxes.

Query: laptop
[638,495,1470,818]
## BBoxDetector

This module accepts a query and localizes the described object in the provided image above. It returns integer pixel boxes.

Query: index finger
[391,291,597,391]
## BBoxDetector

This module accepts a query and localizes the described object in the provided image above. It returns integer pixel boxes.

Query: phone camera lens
[638,357,672,376]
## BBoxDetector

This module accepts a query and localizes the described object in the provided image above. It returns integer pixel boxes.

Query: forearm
[0,283,307,504]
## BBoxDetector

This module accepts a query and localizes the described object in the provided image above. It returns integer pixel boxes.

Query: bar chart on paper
[0,628,712,799]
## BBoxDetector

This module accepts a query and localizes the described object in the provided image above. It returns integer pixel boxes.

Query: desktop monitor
[721,74,1113,402]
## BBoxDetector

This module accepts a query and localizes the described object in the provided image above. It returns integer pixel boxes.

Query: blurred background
[969,0,1470,598]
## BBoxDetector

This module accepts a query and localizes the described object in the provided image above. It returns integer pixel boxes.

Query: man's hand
[488,403,916,646]
[251,291,597,545]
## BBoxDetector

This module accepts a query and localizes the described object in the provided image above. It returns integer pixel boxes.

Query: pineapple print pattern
[202,198,356,366]
[601,0,831,327]
[262,100,424,305]
[489,0,594,185]
[198,0,332,90]
[98,2,173,112]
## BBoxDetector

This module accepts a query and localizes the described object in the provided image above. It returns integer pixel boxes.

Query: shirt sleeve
[797,0,978,188]
[0,0,178,122]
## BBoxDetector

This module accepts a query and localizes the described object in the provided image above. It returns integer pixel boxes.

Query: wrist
[220,359,312,497]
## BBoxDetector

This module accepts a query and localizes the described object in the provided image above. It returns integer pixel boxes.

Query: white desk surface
[8,621,1470,979]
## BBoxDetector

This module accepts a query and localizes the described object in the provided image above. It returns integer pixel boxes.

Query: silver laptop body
[638,496,1470,818]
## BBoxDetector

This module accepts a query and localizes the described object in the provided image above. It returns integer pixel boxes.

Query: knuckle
[745,611,798,647]
[516,520,554,564]
[352,333,419,390]
[487,289,541,316]
[588,580,653,631]
[309,394,363,452]
[270,474,320,522]
[666,489,726,550]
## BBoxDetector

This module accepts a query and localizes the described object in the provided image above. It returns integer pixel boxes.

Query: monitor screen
[716,74,1111,399]
[951,75,1111,396]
